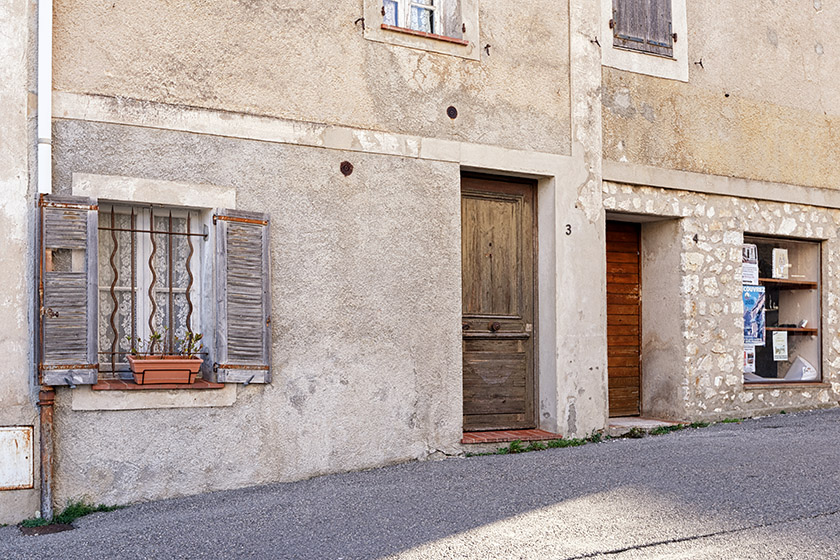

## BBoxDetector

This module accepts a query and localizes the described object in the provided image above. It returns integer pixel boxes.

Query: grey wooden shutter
[613,0,673,57]
[441,0,461,39]
[646,0,673,57]
[214,209,271,383]
[39,195,99,386]
[613,0,647,49]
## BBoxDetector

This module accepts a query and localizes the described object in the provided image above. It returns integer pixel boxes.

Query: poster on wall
[743,285,766,346]
[742,244,759,285]
[772,331,789,361]
[744,345,756,373]
[772,248,790,279]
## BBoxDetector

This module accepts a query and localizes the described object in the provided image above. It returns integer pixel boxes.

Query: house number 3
[565,224,572,235]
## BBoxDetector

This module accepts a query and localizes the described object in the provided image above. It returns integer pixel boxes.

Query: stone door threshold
[461,429,563,445]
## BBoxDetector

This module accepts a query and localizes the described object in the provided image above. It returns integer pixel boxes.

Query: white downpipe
[37,0,52,194]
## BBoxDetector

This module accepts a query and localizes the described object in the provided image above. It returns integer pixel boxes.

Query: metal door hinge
[609,19,615,29]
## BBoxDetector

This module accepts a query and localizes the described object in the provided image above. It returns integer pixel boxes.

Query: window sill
[92,378,225,391]
[743,381,830,390]
[612,45,675,61]
[380,24,469,46]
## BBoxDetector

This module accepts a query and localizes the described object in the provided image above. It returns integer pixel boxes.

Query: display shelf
[765,327,819,335]
[758,278,818,290]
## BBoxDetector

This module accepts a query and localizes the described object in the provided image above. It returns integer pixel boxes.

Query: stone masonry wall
[605,181,840,420]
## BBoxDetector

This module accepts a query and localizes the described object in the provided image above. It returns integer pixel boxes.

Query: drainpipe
[37,388,55,521]
[37,0,52,196]
[37,0,55,521]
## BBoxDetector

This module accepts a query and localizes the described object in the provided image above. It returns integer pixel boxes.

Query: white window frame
[601,0,688,82]
[384,0,441,35]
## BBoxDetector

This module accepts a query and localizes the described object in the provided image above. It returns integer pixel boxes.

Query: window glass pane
[99,291,134,372]
[151,214,196,352]
[96,206,202,372]
[410,5,434,33]
[383,0,398,26]
[98,211,136,373]
[743,235,821,383]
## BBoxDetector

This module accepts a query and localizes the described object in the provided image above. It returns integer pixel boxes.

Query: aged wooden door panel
[606,221,641,417]
[461,176,536,431]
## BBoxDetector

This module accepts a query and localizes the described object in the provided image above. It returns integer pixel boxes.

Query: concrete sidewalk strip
[1,409,838,559]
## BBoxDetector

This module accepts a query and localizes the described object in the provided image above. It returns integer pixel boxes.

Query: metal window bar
[97,209,200,373]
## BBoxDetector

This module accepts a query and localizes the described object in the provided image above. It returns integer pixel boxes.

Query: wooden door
[461,176,536,431]
[606,221,641,417]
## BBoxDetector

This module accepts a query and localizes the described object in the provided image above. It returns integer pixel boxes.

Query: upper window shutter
[214,209,271,384]
[646,0,673,57]
[613,0,673,57]
[39,195,99,386]
[613,0,647,49]
[441,0,462,39]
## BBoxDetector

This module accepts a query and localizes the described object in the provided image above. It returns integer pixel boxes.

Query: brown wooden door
[461,176,536,431]
[606,221,641,417]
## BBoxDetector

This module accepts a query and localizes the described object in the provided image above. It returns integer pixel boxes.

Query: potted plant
[126,330,204,384]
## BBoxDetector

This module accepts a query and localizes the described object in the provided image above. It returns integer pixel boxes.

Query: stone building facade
[0,0,837,523]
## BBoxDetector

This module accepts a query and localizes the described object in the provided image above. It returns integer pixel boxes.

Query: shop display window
[743,235,821,383]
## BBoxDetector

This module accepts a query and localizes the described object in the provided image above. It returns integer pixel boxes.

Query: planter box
[127,355,203,385]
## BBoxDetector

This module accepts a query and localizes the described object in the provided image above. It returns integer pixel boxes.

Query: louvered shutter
[646,0,673,57]
[214,209,271,383]
[613,0,646,49]
[613,0,673,57]
[39,195,99,386]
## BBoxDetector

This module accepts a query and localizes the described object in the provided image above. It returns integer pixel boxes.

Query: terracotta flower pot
[127,355,203,384]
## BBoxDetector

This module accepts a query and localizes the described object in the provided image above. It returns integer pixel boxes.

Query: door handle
[489,322,501,332]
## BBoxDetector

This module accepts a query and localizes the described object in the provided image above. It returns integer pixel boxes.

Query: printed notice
[772,248,789,279]
[744,345,756,373]
[743,285,766,346]
[742,244,758,285]
[772,331,788,362]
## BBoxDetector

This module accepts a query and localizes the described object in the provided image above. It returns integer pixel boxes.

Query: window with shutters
[38,195,272,387]
[611,0,673,58]
[363,0,478,60]
[600,0,688,82]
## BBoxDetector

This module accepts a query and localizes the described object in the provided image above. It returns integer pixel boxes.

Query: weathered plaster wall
[0,0,39,524]
[639,219,684,419]
[603,1,840,189]
[52,0,572,155]
[605,181,840,421]
[552,0,608,437]
[51,120,462,506]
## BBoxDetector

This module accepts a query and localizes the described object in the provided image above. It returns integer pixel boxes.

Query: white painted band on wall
[52,92,578,179]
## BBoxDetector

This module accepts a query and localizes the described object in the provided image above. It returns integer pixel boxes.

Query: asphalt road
[2,408,840,559]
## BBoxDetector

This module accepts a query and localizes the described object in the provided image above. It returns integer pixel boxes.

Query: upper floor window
[381,0,463,40]
[600,0,687,82]
[611,0,674,58]
[384,0,438,34]
[364,0,477,59]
